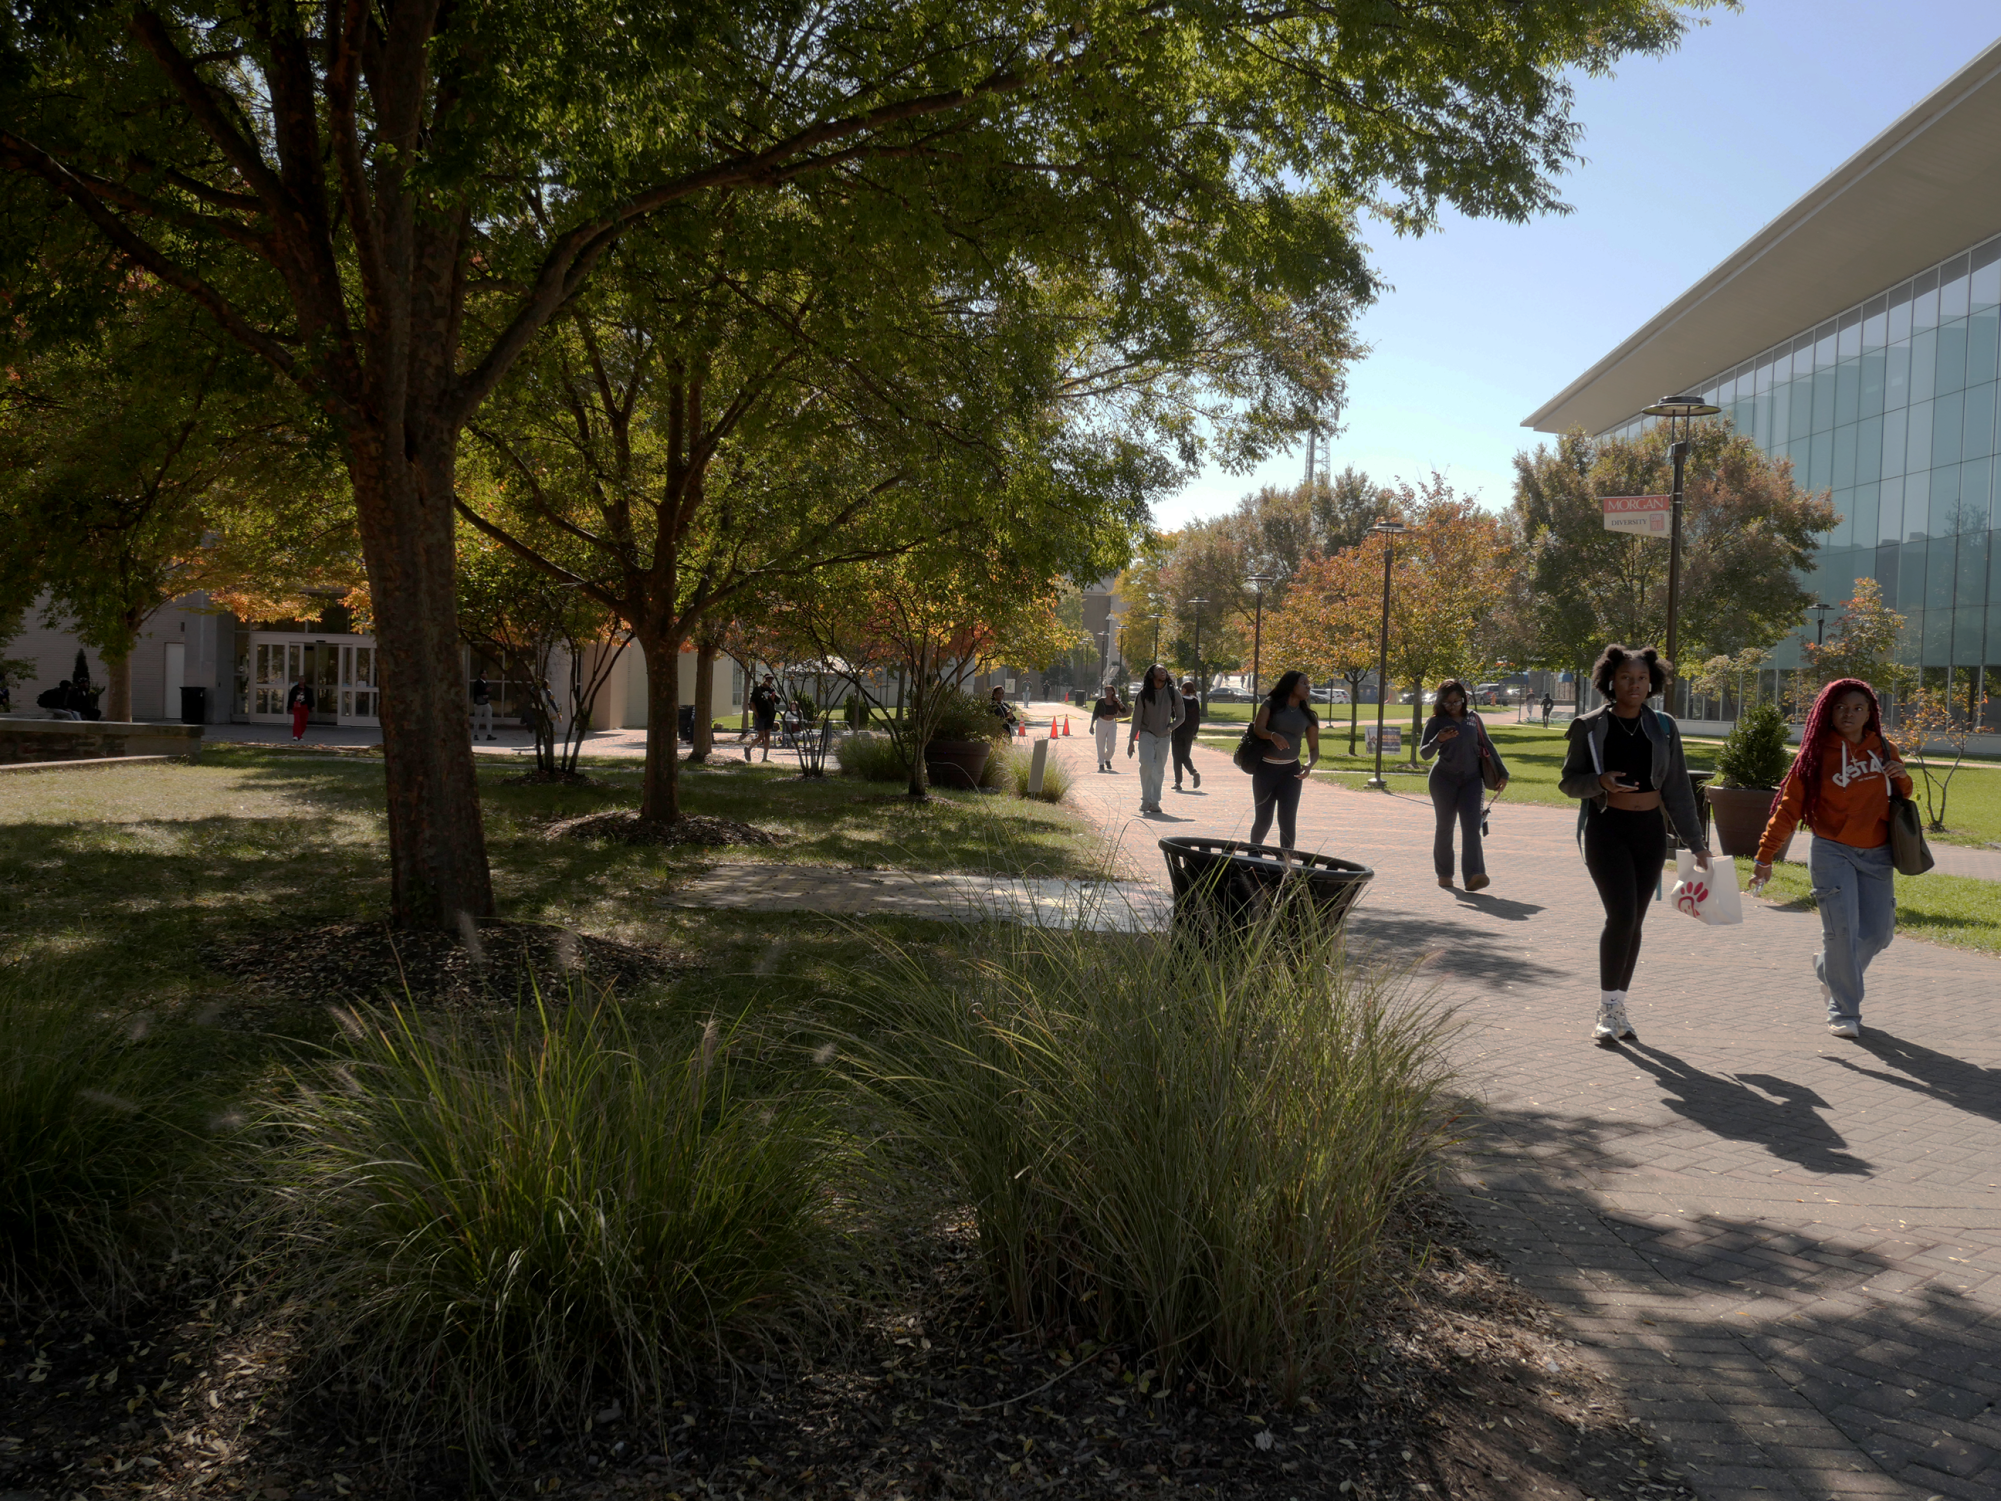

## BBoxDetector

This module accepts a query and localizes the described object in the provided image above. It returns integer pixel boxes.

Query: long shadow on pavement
[1824,1029,2001,1132]
[1461,1101,2001,1501]
[1618,1041,1875,1178]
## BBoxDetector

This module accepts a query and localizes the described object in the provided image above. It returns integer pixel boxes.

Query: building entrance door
[241,633,381,726]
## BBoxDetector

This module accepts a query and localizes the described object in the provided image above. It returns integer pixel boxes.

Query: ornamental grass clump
[836,730,908,783]
[272,995,841,1474]
[836,914,1455,1397]
[0,966,202,1297]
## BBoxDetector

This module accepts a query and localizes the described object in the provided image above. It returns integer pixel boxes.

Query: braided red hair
[1792,678,1883,827]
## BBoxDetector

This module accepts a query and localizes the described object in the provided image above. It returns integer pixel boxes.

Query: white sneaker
[1827,1018,1862,1039]
[1593,1001,1636,1045]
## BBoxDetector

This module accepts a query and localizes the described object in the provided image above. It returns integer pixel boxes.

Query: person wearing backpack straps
[1751,678,1912,1040]
[1246,669,1319,852]
[1420,678,1508,891]
[1558,644,1711,1046]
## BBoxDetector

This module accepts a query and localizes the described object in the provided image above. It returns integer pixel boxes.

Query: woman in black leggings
[1247,670,1319,851]
[1558,645,1711,1047]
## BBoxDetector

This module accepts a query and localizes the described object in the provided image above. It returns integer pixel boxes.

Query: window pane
[1935,391,1965,471]
[1790,377,1813,439]
[1833,422,1858,490]
[1808,429,1834,491]
[1965,381,1996,463]
[1877,538,1902,605]
[1941,253,1972,320]
[1956,603,1985,664]
[1906,468,1933,540]
[1886,343,1911,408]
[1860,348,1886,417]
[1830,486,1855,547]
[1923,609,1952,666]
[1974,239,2001,311]
[1864,294,1889,348]
[1915,267,1941,332]
[1909,399,1935,472]
[1965,456,1994,530]
[1812,368,1837,432]
[1851,481,1880,548]
[1936,319,1968,396]
[1838,309,1862,360]
[1889,281,1915,342]
[1928,536,1955,608]
[1882,406,1908,478]
[1835,358,1860,426]
[1903,538,1930,601]
[1970,308,2000,389]
[1912,328,1938,404]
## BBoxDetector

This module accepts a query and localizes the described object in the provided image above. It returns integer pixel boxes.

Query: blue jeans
[1429,769,1484,881]
[1809,838,1895,1022]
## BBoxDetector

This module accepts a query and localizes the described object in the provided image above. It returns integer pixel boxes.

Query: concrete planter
[923,738,992,791]
[0,717,204,764]
[1706,784,1794,860]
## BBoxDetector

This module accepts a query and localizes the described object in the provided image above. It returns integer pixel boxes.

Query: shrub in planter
[928,685,1010,745]
[1707,702,1798,857]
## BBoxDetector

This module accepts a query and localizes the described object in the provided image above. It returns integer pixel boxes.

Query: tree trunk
[689,638,717,763]
[1410,678,1424,747]
[904,648,933,799]
[105,653,132,723]
[637,625,686,823]
[348,439,496,929]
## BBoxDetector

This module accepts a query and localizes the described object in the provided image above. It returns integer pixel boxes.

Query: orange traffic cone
[1061,715,1071,736]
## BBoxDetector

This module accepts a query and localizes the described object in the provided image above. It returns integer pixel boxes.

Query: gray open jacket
[1559,704,1709,851]
[1129,688,1184,737]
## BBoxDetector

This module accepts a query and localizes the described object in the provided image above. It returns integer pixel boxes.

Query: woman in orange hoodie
[1752,678,1910,1039]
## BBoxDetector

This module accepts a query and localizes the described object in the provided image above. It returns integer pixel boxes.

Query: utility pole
[1365,516,1405,790]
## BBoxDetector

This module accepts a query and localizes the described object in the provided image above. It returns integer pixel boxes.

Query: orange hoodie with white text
[1755,730,1913,864]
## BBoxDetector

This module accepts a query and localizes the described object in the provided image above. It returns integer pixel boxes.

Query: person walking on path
[470,674,495,741]
[1171,677,1203,791]
[1090,684,1125,772]
[1752,678,1911,1039]
[1559,644,1710,1046]
[1541,692,1554,728]
[1247,669,1319,851]
[1126,663,1184,814]
[748,674,781,762]
[285,674,314,741]
[1421,678,1508,891]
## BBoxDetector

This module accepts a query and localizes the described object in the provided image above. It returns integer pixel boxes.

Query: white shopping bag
[1670,849,1743,927]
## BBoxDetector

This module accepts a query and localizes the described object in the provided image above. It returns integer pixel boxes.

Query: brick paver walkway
[1059,734,2001,1501]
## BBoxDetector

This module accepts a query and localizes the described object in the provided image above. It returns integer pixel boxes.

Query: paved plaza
[1054,732,2001,1501]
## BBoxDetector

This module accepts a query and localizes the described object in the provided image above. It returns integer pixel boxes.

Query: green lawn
[1734,855,2001,957]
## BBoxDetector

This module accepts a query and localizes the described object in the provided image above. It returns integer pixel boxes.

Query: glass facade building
[1601,232,2001,717]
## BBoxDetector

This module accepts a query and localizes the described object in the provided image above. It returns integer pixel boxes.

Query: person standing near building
[1752,678,1910,1039]
[748,674,781,762]
[470,673,495,742]
[1247,669,1319,851]
[285,673,313,741]
[1558,644,1710,1046]
[1125,663,1183,814]
[1171,677,1202,791]
[1089,683,1125,772]
[1420,679,1507,891]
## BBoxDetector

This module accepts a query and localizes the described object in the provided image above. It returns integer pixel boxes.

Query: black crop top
[1600,711,1654,792]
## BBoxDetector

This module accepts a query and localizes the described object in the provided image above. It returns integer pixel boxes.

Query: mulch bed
[0,1196,1694,1500]
[546,810,780,847]
[213,918,686,1007]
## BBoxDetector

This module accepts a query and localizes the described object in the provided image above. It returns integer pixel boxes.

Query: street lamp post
[1246,573,1276,702]
[1186,598,1207,715]
[1640,392,1722,709]
[1810,599,1831,648]
[1149,613,1164,665]
[1365,516,1405,791]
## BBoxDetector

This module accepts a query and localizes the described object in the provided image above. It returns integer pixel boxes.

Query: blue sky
[1153,2,2001,529]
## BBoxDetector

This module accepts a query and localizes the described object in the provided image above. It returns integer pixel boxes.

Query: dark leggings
[1250,759,1303,848]
[1171,732,1199,786]
[1428,770,1484,880]
[1583,806,1668,991]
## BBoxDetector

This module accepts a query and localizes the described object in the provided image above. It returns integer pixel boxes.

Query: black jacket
[286,682,314,711]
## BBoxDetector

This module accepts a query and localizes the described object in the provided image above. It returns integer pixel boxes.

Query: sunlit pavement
[1057,730,2001,1501]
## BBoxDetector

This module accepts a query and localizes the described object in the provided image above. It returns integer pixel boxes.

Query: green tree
[0,0,1706,923]
[1508,425,1838,709]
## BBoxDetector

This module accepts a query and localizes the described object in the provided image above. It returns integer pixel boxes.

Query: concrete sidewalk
[1057,733,2001,1501]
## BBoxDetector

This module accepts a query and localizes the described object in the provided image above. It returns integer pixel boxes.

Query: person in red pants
[285,674,314,740]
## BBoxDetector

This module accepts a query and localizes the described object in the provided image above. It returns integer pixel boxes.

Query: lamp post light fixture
[1366,516,1406,791]
[1149,613,1165,664]
[1809,599,1832,648]
[1640,392,1722,702]
[1246,572,1277,702]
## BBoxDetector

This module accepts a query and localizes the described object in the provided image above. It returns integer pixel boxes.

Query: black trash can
[179,685,208,725]
[1685,769,1715,849]
[1158,837,1373,941]
[677,703,697,743]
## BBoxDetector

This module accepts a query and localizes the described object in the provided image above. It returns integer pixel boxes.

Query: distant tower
[1302,425,1317,493]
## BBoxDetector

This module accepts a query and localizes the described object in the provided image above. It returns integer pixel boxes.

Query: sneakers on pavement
[1827,1018,1862,1039]
[1191,768,1202,789]
[1437,877,1453,889]
[1593,1001,1636,1045]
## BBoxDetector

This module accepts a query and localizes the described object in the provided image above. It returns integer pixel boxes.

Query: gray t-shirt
[1262,702,1313,761]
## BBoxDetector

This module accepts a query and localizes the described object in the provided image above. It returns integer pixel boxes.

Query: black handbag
[1888,786,1935,876]
[1233,724,1261,774]
[1476,719,1505,792]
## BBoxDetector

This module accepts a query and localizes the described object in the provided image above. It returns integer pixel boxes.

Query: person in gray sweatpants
[1420,679,1507,891]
